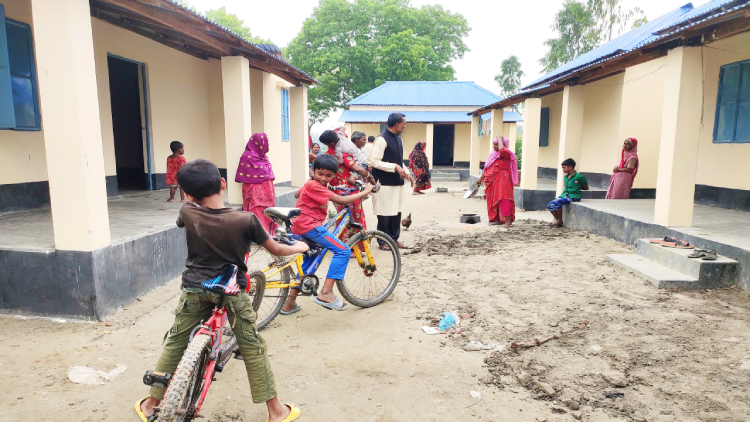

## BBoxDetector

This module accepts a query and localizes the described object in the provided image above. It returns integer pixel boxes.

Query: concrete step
[636,239,738,288]
[606,254,698,290]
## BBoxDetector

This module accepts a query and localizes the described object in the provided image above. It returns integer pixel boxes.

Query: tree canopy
[539,0,647,74]
[173,1,272,45]
[494,55,525,98]
[287,0,471,123]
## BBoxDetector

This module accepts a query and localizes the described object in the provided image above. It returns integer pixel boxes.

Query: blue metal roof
[340,110,521,123]
[346,81,502,106]
[526,2,696,89]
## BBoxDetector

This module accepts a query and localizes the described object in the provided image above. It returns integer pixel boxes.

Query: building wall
[579,73,625,177]
[350,123,382,140]
[538,91,563,168]
[208,60,226,169]
[616,57,667,189]
[262,74,294,184]
[400,123,428,160]
[0,0,47,185]
[454,123,472,162]
[695,32,750,191]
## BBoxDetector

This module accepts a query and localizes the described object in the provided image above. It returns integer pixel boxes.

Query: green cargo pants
[150,287,276,404]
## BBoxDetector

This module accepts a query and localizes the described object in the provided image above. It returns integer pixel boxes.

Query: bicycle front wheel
[245,244,290,330]
[158,334,211,422]
[338,230,401,308]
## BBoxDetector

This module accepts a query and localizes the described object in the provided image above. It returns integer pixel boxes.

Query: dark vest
[372,130,404,186]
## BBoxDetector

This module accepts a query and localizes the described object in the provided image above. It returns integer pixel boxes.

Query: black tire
[338,230,401,308]
[245,244,290,330]
[246,270,266,312]
[158,334,211,422]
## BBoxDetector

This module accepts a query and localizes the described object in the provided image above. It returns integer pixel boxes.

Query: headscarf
[619,137,639,180]
[409,141,427,159]
[235,133,275,184]
[502,136,519,185]
[484,138,502,172]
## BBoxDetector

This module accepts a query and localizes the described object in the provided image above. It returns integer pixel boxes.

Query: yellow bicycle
[245,184,401,329]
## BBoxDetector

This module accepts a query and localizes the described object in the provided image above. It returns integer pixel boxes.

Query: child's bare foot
[167,198,174,202]
[180,199,187,202]
[550,220,563,227]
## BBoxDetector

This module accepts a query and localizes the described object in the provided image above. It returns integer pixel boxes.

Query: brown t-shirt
[177,203,270,289]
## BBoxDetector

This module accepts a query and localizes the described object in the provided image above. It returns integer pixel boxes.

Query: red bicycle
[142,265,265,422]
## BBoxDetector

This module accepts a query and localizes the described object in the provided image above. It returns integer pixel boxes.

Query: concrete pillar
[469,115,481,175]
[221,56,253,205]
[508,123,518,142]
[520,98,542,190]
[31,0,111,251]
[654,47,703,227]
[249,68,265,133]
[556,85,586,195]
[491,109,504,154]
[425,123,434,164]
[289,86,309,187]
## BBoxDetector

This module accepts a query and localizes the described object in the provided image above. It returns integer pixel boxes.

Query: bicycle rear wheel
[338,230,401,308]
[245,244,290,330]
[158,334,211,422]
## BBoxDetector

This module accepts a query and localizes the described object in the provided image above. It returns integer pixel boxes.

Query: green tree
[205,7,272,45]
[287,0,470,123]
[539,0,647,74]
[494,55,525,98]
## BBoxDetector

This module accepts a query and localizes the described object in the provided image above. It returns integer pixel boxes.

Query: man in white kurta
[370,113,414,249]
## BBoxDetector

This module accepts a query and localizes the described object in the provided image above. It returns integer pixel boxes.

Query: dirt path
[1,182,749,421]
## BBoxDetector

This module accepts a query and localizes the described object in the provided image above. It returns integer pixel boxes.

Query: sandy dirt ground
[2,181,750,422]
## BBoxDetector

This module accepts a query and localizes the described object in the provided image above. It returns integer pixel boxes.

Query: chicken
[401,213,412,230]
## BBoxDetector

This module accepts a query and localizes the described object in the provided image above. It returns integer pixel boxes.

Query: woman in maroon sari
[408,141,431,194]
[236,133,276,234]
[477,137,518,227]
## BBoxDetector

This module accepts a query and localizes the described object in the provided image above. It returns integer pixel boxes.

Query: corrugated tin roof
[525,3,695,89]
[345,81,502,106]
[340,110,521,123]
[653,0,739,34]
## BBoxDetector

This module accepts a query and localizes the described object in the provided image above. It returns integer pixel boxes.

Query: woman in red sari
[408,141,431,194]
[606,138,639,199]
[477,137,518,227]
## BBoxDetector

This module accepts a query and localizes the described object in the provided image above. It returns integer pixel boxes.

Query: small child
[280,154,374,314]
[166,141,187,202]
[136,159,308,422]
[548,158,589,227]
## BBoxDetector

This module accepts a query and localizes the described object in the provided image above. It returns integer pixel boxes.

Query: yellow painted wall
[350,124,382,140]
[400,123,428,160]
[616,57,667,188]
[0,0,48,185]
[208,60,226,168]
[454,123,472,162]
[539,91,563,168]
[579,73,625,176]
[261,75,294,184]
[695,33,750,190]
[348,105,479,112]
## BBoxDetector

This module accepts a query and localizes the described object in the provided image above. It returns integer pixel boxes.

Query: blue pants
[302,226,350,280]
[547,196,580,211]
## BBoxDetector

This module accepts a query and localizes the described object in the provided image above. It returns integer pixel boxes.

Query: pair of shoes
[650,237,677,244]
[378,243,391,251]
[687,249,717,260]
[661,240,694,249]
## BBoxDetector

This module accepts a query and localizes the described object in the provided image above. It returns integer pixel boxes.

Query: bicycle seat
[264,207,301,221]
[201,265,241,296]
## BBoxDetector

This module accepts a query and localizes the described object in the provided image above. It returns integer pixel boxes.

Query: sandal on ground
[395,241,411,249]
[702,250,718,261]
[279,304,302,315]
[264,404,301,422]
[313,296,348,311]
[135,397,152,422]
[650,237,677,244]
[662,240,694,249]
[378,243,391,251]
[687,249,707,258]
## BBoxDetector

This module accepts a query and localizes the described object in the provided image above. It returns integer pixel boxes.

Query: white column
[654,46,703,227]
[556,85,586,195]
[491,109,505,155]
[520,98,542,190]
[425,123,434,164]
[469,115,481,175]
[221,56,253,205]
[289,86,309,187]
[32,0,111,251]
[248,68,265,134]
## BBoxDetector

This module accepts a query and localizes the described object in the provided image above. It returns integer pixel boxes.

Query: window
[714,60,750,143]
[539,107,550,147]
[0,5,41,131]
[280,88,290,141]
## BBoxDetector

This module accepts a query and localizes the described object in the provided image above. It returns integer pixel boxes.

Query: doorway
[433,124,454,166]
[107,55,151,190]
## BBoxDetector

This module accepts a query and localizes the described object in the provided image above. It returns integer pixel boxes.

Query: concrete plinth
[606,254,698,290]
[636,239,738,288]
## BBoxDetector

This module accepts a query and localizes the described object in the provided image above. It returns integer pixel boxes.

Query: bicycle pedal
[143,370,172,389]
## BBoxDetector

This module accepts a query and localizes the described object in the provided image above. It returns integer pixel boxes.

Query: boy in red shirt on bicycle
[280,153,373,314]
[136,159,308,422]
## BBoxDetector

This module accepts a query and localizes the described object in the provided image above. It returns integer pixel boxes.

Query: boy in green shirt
[548,158,589,227]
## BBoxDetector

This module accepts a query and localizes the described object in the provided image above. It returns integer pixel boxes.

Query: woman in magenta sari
[606,138,639,199]
[236,133,277,234]
[477,137,518,227]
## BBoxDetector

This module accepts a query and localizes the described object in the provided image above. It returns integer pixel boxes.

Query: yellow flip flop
[134,396,151,422]
[264,403,301,422]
